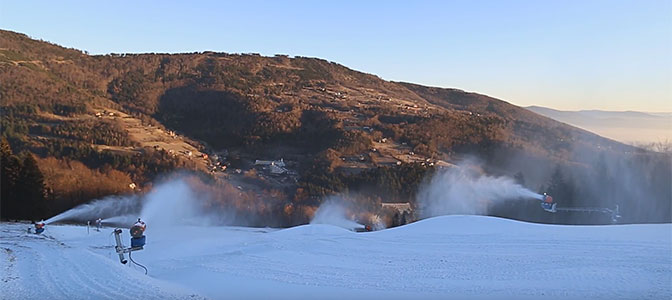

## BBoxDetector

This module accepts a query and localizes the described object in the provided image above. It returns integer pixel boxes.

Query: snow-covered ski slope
[2,215,670,300]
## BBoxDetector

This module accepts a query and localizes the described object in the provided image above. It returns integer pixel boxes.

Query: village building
[254,158,288,175]
[381,202,412,215]
[254,158,285,168]
[268,164,287,175]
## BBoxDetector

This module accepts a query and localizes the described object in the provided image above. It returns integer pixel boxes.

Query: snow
[2,216,670,299]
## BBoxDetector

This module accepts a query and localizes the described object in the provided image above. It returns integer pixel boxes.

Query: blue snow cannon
[130,218,146,249]
[34,221,46,234]
[131,235,146,248]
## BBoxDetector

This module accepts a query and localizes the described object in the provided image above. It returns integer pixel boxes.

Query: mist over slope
[527,106,672,145]
[1,29,670,225]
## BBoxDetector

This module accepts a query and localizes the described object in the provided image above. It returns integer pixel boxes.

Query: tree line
[1,138,49,220]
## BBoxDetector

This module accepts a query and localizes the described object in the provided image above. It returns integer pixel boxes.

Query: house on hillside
[434,160,455,168]
[381,202,412,214]
[254,158,288,176]
[269,164,287,175]
[382,202,414,225]
[254,158,285,168]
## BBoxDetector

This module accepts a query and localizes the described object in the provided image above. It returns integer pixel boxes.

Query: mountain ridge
[1,29,669,225]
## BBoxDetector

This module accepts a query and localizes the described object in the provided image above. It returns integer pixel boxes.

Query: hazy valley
[527,106,671,146]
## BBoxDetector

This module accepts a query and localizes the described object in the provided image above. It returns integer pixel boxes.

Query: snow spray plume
[45,195,140,224]
[46,176,235,226]
[564,133,672,223]
[139,178,233,228]
[310,198,365,230]
[368,214,386,231]
[417,164,542,218]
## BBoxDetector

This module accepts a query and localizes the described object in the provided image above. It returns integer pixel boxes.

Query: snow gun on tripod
[536,194,622,223]
[113,218,146,265]
[539,193,557,213]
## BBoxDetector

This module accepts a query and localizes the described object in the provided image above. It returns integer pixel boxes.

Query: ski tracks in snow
[1,217,670,299]
[0,223,205,300]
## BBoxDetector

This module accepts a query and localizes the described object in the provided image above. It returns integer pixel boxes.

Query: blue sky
[1,0,670,112]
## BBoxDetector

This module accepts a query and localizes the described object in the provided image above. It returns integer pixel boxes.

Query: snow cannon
[130,218,146,248]
[354,224,373,232]
[34,220,45,234]
[113,218,146,265]
[113,228,129,264]
[540,193,557,213]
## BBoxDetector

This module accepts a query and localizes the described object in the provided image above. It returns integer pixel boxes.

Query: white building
[269,164,287,175]
[254,158,285,167]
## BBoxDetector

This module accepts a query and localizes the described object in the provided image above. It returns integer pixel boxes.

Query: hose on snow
[128,250,148,275]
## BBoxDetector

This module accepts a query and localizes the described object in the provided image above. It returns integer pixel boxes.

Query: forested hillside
[1,30,669,225]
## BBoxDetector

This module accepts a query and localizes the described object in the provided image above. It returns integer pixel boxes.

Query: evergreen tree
[593,154,616,208]
[1,138,21,220]
[546,167,564,197]
[513,171,526,187]
[546,166,576,207]
[14,153,47,220]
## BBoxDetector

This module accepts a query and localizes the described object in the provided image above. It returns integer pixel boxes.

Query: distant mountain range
[526,106,671,144]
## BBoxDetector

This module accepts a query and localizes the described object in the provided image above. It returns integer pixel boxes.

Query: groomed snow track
[2,216,670,300]
[0,224,203,300]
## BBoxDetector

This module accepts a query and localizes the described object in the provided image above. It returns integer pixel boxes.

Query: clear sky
[1,0,671,112]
